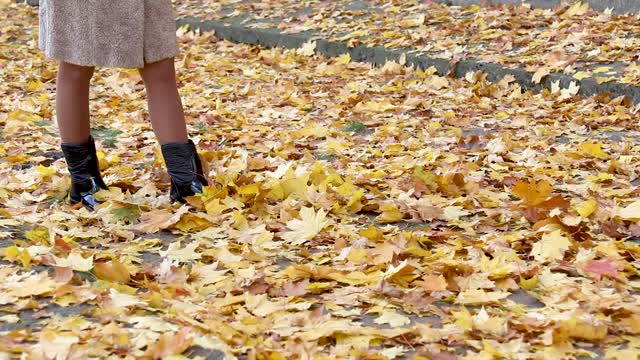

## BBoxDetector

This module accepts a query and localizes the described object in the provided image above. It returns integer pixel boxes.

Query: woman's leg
[138,58,188,144]
[56,62,95,143]
[139,58,207,202]
[56,62,107,211]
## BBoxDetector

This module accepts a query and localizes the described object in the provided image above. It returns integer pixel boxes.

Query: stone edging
[177,17,640,105]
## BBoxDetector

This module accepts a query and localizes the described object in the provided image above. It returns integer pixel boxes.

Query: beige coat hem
[38,0,179,69]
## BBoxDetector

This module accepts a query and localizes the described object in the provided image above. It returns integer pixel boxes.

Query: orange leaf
[512,179,552,207]
[94,260,131,284]
[146,327,193,360]
[417,274,448,292]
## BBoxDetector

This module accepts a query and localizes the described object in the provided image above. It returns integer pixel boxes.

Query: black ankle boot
[161,140,208,203]
[61,136,109,211]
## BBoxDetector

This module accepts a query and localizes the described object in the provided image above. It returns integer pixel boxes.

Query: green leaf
[111,204,141,224]
[342,122,368,134]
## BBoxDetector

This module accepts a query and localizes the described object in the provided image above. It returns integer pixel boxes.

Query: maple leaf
[417,274,448,292]
[580,258,625,282]
[281,207,329,245]
[145,327,193,360]
[52,266,74,283]
[579,142,608,159]
[53,251,93,272]
[530,230,572,263]
[132,205,190,233]
[296,40,317,56]
[94,260,131,283]
[532,67,550,84]
[108,289,144,309]
[374,309,411,327]
[472,307,506,336]
[382,260,418,287]
[554,317,607,342]
[618,199,640,221]
[576,199,597,218]
[455,289,510,305]
[31,330,79,360]
[111,203,140,224]
[280,278,310,297]
[513,179,569,222]
[512,179,552,207]
[159,242,202,263]
[9,272,58,298]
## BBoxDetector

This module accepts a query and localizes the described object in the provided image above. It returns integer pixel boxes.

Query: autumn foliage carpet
[1,2,640,359]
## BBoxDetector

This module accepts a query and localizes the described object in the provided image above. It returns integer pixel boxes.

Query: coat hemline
[40,47,179,69]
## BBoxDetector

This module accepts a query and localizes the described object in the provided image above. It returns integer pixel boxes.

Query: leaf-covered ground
[175,0,640,86]
[2,2,640,359]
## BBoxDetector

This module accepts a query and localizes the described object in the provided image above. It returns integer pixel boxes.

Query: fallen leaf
[455,289,510,305]
[374,309,411,327]
[281,207,329,245]
[145,327,193,360]
[618,199,640,221]
[94,260,131,283]
[580,258,625,282]
[530,230,572,263]
[53,251,93,272]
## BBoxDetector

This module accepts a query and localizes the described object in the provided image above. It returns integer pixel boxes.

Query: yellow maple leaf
[109,289,144,308]
[159,242,202,263]
[373,309,410,327]
[383,260,418,287]
[576,199,597,218]
[554,317,607,342]
[452,307,473,330]
[618,199,640,221]
[7,109,42,122]
[472,307,506,336]
[335,53,351,65]
[455,289,510,305]
[282,207,329,245]
[32,330,79,360]
[579,142,608,159]
[378,203,403,223]
[530,230,572,263]
[605,348,640,360]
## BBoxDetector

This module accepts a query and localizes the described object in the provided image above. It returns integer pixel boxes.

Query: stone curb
[178,17,640,105]
[18,0,640,14]
[433,0,640,15]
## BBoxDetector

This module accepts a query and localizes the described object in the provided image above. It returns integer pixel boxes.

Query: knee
[59,62,95,84]
[140,59,177,86]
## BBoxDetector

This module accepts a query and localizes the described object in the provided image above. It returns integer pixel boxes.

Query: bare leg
[138,58,188,144]
[56,62,95,143]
